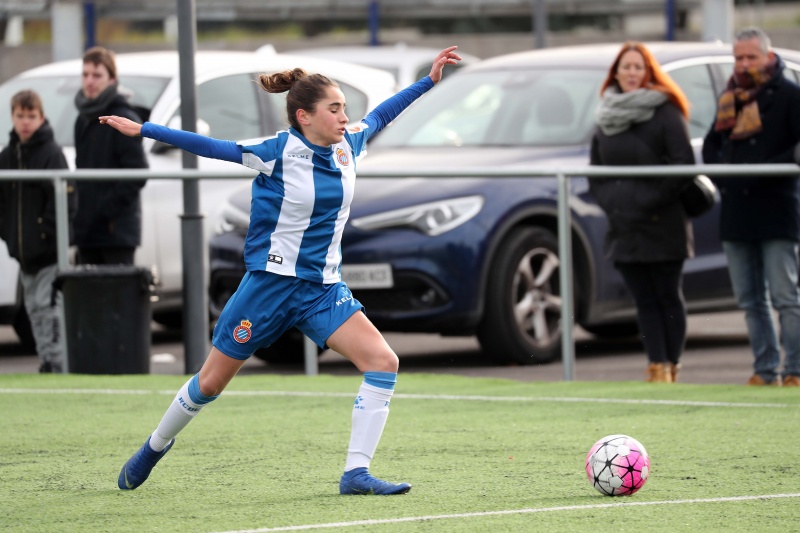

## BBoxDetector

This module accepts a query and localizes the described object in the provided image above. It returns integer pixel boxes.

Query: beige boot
[669,363,681,383]
[646,363,673,383]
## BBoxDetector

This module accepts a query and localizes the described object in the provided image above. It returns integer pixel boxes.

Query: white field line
[211,493,800,533]
[0,388,795,408]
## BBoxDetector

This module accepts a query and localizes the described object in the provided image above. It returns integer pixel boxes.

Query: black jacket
[590,102,695,263]
[702,56,800,242]
[73,92,148,249]
[0,121,73,274]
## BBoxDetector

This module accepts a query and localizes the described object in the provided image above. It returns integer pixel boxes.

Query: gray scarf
[74,83,120,119]
[594,87,668,136]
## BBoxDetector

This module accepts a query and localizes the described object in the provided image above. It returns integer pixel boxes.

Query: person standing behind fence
[0,90,74,373]
[703,27,800,387]
[589,41,695,384]
[73,46,148,266]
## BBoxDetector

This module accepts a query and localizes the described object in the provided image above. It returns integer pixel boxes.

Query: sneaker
[782,375,800,387]
[339,467,411,495]
[746,374,782,386]
[117,436,174,490]
[38,361,52,374]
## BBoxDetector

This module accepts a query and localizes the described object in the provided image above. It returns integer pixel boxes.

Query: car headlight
[213,200,250,236]
[350,195,483,236]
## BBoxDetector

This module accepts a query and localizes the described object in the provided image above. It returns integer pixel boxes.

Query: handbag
[680,175,717,218]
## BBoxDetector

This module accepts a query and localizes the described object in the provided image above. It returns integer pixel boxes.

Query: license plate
[341,264,394,289]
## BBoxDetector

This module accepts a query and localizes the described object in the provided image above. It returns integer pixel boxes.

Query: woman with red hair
[589,42,695,383]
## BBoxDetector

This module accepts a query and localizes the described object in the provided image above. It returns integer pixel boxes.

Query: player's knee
[197,374,224,397]
[375,351,399,373]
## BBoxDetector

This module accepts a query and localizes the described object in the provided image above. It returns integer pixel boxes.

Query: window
[195,74,262,140]
[260,80,370,128]
[0,75,168,147]
[668,64,718,139]
[372,69,604,148]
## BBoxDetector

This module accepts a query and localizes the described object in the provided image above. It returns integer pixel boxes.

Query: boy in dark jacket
[0,90,74,373]
[73,46,148,265]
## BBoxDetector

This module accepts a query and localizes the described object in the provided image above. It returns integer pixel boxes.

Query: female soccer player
[103,46,461,495]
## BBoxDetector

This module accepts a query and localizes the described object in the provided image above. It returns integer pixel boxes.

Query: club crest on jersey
[335,148,349,166]
[233,320,252,343]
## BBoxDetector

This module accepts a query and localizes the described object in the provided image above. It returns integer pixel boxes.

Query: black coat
[73,93,148,249]
[702,57,800,242]
[590,102,695,263]
[0,120,73,274]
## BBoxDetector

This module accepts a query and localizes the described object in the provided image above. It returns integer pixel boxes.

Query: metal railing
[2,163,799,378]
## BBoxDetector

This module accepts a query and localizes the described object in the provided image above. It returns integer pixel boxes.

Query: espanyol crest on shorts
[233,319,252,343]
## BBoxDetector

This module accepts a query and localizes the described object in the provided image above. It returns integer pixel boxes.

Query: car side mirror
[150,116,211,154]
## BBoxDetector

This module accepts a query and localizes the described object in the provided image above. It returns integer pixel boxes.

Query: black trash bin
[54,265,154,374]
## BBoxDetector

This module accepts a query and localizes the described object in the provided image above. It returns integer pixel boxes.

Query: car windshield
[371,68,605,148]
[0,75,169,147]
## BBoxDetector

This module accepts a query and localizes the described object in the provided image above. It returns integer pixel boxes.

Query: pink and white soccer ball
[585,434,650,496]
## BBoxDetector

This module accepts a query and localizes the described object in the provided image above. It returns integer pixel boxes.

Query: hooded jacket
[0,120,73,274]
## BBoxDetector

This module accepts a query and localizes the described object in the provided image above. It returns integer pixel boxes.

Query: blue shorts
[212,270,364,360]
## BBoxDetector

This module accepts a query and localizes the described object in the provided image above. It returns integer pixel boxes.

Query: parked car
[210,41,800,365]
[259,43,480,92]
[0,50,396,336]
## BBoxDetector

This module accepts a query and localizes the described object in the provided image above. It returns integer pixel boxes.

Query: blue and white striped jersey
[142,76,434,284]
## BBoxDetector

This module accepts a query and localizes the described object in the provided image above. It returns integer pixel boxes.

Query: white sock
[344,381,394,472]
[149,374,218,451]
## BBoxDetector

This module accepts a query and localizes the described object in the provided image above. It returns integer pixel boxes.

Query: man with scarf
[703,27,800,387]
[73,46,148,266]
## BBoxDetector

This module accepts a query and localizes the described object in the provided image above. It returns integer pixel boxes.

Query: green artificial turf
[1,373,798,532]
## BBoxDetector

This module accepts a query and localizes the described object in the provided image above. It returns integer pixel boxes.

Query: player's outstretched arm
[99,115,142,137]
[428,46,462,84]
[100,116,242,163]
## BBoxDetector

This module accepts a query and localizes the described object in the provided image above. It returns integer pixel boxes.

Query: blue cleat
[117,436,174,490]
[339,467,412,495]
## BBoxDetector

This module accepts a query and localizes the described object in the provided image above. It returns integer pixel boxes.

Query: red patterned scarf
[714,57,777,140]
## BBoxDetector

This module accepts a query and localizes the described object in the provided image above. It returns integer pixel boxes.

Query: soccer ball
[585,434,650,496]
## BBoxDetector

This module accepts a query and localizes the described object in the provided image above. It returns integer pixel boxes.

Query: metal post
[54,176,71,373]
[702,0,734,43]
[665,0,676,41]
[533,0,547,49]
[177,0,209,374]
[303,336,318,376]
[368,1,380,46]
[556,172,575,381]
[83,1,96,49]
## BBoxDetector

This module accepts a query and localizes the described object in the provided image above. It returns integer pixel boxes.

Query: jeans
[616,261,687,365]
[723,240,800,380]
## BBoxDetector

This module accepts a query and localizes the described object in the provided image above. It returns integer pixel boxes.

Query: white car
[0,50,396,333]
[259,43,480,92]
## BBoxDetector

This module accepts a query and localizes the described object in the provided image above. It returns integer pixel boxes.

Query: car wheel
[12,306,36,353]
[477,226,568,365]
[581,322,639,338]
[252,328,322,365]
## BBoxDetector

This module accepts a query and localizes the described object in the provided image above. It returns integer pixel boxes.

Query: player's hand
[99,115,143,137]
[428,46,462,84]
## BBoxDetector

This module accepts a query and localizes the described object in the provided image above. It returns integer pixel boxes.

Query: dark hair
[258,68,339,130]
[10,90,44,115]
[82,46,117,80]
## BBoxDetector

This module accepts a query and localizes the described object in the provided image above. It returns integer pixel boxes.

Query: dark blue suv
[208,42,800,365]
